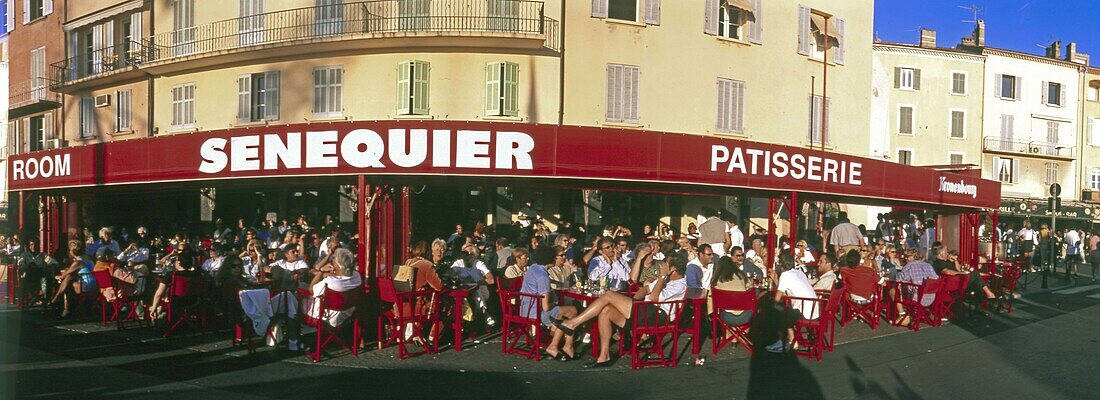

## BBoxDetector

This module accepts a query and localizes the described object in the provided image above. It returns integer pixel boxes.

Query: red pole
[767,198,777,271]
[400,186,411,262]
[18,192,24,234]
[788,192,799,257]
[991,210,999,262]
[357,176,368,279]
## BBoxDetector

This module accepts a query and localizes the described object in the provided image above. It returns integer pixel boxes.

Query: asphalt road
[2,282,1099,400]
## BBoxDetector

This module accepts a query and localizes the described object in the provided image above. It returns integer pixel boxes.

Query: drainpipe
[146,4,155,137]
[556,0,565,126]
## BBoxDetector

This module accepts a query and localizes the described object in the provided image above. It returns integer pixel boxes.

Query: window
[608,0,638,22]
[236,72,280,123]
[797,6,845,64]
[172,0,195,56]
[895,68,918,90]
[897,105,914,135]
[1091,168,1100,190]
[239,0,265,46]
[397,61,429,115]
[606,64,640,124]
[30,47,45,100]
[951,72,967,95]
[949,110,965,138]
[997,74,1019,100]
[6,120,19,156]
[716,78,745,134]
[718,5,744,40]
[1046,120,1060,144]
[171,83,195,129]
[593,0,660,25]
[1088,82,1100,102]
[315,0,344,36]
[26,0,48,21]
[1043,81,1064,106]
[313,66,343,118]
[80,96,97,137]
[115,90,132,132]
[1044,163,1059,186]
[486,62,519,117]
[398,0,430,30]
[1089,117,1100,146]
[807,94,830,145]
[993,157,1018,184]
[487,0,521,31]
[896,149,912,165]
[948,153,964,165]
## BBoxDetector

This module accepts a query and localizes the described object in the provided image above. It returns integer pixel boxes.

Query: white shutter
[264,71,280,120]
[21,0,28,24]
[43,112,53,143]
[704,0,718,35]
[1012,159,1020,183]
[824,97,831,144]
[503,62,519,117]
[237,74,252,123]
[412,60,430,115]
[117,90,132,131]
[733,81,745,132]
[625,66,640,124]
[103,20,115,64]
[92,24,104,73]
[485,62,501,116]
[397,62,411,115]
[1089,118,1099,146]
[606,64,622,122]
[797,5,810,55]
[131,12,143,43]
[1059,84,1066,107]
[747,0,763,43]
[716,79,729,132]
[644,0,660,25]
[43,0,52,16]
[808,95,817,142]
[994,74,1002,98]
[6,0,14,31]
[22,119,30,153]
[1014,76,1021,100]
[1042,81,1048,104]
[591,0,608,18]
[832,17,845,65]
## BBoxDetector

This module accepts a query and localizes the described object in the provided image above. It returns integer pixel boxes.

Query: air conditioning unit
[1084,190,1100,203]
[94,94,111,107]
[43,139,62,150]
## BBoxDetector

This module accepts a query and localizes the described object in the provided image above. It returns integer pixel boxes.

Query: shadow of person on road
[746,295,825,400]
[844,355,924,400]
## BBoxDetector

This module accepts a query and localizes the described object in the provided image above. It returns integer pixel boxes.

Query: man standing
[726,217,745,255]
[828,212,863,257]
[698,208,728,257]
[1064,228,1082,279]
[1088,231,1100,282]
[918,219,937,260]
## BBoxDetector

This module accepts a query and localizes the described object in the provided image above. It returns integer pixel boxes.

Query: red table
[446,285,476,351]
[559,288,603,358]
[682,288,708,356]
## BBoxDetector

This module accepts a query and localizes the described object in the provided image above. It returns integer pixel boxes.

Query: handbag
[393,264,417,292]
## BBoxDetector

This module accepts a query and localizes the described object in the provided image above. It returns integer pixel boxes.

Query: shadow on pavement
[844,356,923,400]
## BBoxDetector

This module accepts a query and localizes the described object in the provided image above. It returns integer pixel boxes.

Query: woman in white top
[305,248,362,328]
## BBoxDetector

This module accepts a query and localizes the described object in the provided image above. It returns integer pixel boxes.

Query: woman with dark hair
[709,255,752,326]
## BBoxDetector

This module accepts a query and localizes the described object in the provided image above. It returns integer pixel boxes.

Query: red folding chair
[163,273,208,337]
[498,277,523,291]
[92,269,147,330]
[840,282,882,330]
[932,274,968,322]
[498,289,545,361]
[894,278,942,332]
[711,288,757,356]
[625,299,685,370]
[787,288,842,361]
[306,283,362,363]
[985,267,1022,313]
[377,278,440,359]
[5,264,18,306]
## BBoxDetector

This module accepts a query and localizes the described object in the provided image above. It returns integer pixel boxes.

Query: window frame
[606,0,640,23]
[1044,81,1064,107]
[485,61,519,117]
[79,96,97,138]
[115,89,132,132]
[993,157,1019,184]
[312,66,344,119]
[1044,162,1059,187]
[950,70,967,95]
[715,77,746,134]
[396,60,430,116]
[1087,82,1100,102]
[999,74,1018,100]
[896,148,914,166]
[1090,168,1100,191]
[898,68,915,90]
[948,109,966,139]
[896,104,915,136]
[606,63,641,125]
[947,152,965,165]
[717,4,744,40]
[170,83,196,130]
[807,93,830,146]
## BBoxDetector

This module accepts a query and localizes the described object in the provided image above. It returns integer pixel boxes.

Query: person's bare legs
[562,292,632,331]
[545,306,578,358]
[596,306,627,362]
[149,282,169,318]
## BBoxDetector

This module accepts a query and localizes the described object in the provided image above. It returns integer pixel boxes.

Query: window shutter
[625,66,640,124]
[994,74,1002,98]
[894,67,901,88]
[807,95,815,142]
[117,90,132,131]
[1042,81,1048,104]
[503,62,519,117]
[733,81,745,132]
[832,17,845,65]
[264,71,280,120]
[237,74,252,123]
[92,24,104,73]
[43,0,52,16]
[1014,77,1021,100]
[22,119,30,153]
[824,97,831,144]
[1059,84,1066,107]
[716,79,729,131]
[397,61,411,115]
[1012,159,1019,183]
[412,60,430,115]
[748,0,763,43]
[485,62,502,116]
[704,0,718,35]
[131,13,143,46]
[1090,119,1099,145]
[6,0,14,32]
[606,64,622,122]
[103,20,115,61]
[797,5,810,55]
[21,0,28,24]
[43,112,53,143]
[644,0,660,25]
[913,68,921,90]
[591,0,608,18]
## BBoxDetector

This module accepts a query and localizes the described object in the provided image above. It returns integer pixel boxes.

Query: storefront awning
[6,122,1000,211]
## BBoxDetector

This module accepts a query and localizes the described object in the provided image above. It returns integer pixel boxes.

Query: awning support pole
[357,176,368,279]
[990,210,998,262]
[400,186,411,262]
[788,192,799,257]
[767,198,777,272]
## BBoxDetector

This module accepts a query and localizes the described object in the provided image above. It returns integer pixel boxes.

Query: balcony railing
[51,0,559,89]
[983,137,1077,159]
[9,79,61,110]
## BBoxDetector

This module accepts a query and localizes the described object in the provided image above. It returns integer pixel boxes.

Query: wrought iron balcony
[8,79,62,117]
[51,0,559,90]
[982,136,1077,159]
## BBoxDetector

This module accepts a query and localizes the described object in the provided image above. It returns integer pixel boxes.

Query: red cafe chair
[163,273,208,337]
[840,282,882,330]
[985,267,1022,313]
[711,288,757,356]
[377,278,441,359]
[92,269,148,330]
[625,299,685,370]
[787,288,842,361]
[306,283,362,363]
[894,278,942,332]
[931,274,968,322]
[498,289,545,361]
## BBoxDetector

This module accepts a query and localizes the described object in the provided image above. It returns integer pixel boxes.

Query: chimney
[1046,40,1062,59]
[919,28,937,48]
[973,20,985,47]
[1066,42,1078,61]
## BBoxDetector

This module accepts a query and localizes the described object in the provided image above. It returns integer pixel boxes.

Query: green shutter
[503,62,519,117]
[397,61,411,115]
[485,62,502,116]
[412,60,430,115]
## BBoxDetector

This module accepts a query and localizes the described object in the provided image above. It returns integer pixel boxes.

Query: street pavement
[2,276,1099,400]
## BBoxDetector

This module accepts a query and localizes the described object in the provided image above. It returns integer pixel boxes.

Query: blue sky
[874,0,1100,64]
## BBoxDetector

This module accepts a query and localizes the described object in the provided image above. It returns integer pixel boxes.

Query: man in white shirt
[726,219,745,254]
[451,245,496,327]
[1064,228,1083,278]
[586,238,631,283]
[201,246,226,276]
[318,226,344,260]
[828,212,863,257]
[770,253,818,353]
